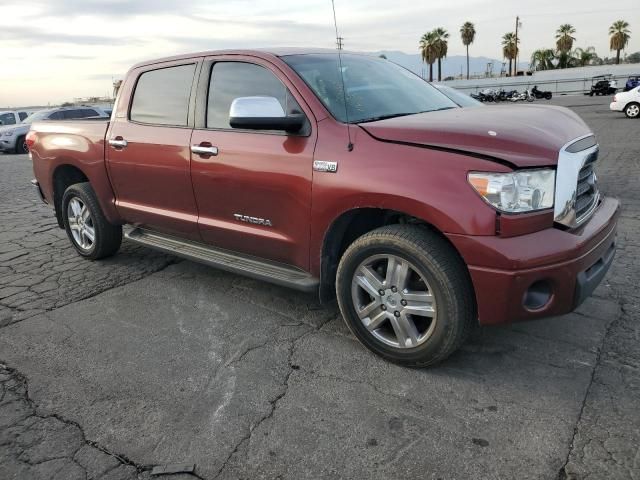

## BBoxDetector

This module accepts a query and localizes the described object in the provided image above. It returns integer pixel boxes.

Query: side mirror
[229,96,304,133]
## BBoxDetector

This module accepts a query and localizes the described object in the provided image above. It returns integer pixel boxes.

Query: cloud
[0,26,140,46]
[3,0,255,17]
[55,55,95,60]
[85,73,123,81]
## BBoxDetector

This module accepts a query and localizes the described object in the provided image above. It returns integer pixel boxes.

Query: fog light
[523,280,552,310]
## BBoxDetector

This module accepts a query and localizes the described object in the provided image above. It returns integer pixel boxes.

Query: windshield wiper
[355,112,417,123]
[355,108,455,124]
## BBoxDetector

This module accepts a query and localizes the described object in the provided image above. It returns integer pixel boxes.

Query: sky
[1,0,638,107]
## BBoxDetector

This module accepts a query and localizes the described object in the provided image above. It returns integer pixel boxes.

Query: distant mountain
[374,50,528,79]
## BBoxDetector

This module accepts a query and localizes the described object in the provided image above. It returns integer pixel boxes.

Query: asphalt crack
[0,361,208,480]
[213,313,334,479]
[556,295,624,480]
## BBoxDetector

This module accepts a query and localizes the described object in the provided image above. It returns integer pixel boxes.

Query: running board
[125,228,319,292]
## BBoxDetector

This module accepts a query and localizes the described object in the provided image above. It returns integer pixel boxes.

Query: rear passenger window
[18,112,28,121]
[207,62,302,130]
[63,110,83,119]
[130,64,196,126]
[84,109,99,117]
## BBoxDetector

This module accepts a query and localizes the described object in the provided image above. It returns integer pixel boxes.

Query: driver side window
[207,62,303,130]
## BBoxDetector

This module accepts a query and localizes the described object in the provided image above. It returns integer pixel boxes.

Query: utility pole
[336,36,344,50]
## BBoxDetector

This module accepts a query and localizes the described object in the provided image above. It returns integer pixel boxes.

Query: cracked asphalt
[1,95,638,479]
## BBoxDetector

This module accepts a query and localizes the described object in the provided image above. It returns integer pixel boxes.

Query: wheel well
[52,165,88,228]
[319,208,440,302]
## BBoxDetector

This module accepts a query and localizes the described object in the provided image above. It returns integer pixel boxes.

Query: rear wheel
[336,225,475,367]
[624,102,640,119]
[15,136,28,154]
[62,182,122,259]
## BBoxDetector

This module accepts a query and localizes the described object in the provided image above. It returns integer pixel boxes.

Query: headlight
[468,169,555,213]
[3,130,15,137]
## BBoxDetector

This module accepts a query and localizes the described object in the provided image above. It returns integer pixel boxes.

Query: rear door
[106,60,201,239]
[189,56,316,269]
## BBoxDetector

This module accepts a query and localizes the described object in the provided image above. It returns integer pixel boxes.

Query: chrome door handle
[108,138,128,148]
[191,145,218,156]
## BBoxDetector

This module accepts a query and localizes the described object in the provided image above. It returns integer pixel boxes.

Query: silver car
[0,106,108,154]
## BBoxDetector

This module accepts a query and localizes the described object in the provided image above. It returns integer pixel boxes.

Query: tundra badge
[233,214,273,227]
[313,160,338,173]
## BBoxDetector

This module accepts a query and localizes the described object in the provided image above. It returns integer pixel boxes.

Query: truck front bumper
[446,197,620,326]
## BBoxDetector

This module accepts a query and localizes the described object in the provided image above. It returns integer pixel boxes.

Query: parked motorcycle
[531,86,552,100]
[509,89,535,102]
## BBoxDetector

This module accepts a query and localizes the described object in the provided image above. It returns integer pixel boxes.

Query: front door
[190,58,316,270]
[106,61,200,239]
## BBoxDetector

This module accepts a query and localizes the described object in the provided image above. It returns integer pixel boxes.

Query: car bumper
[0,137,17,151]
[609,101,624,112]
[446,196,620,325]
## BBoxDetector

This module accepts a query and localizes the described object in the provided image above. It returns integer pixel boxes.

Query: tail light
[26,131,36,149]
[613,95,617,102]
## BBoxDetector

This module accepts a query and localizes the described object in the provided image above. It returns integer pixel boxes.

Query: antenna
[331,0,353,152]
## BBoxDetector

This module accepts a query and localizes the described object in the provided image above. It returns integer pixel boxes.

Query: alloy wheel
[627,104,639,118]
[67,197,95,250]
[351,254,437,349]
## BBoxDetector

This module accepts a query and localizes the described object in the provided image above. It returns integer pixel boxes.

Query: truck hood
[358,105,592,168]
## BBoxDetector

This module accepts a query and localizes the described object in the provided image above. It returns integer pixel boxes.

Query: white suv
[0,106,108,154]
[610,86,640,118]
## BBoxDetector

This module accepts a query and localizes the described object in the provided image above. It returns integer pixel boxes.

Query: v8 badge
[313,160,338,173]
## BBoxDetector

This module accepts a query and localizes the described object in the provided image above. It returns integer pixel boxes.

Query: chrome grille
[575,154,598,222]
[554,135,600,228]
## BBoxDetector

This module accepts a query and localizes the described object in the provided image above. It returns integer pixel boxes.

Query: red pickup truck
[28,49,619,366]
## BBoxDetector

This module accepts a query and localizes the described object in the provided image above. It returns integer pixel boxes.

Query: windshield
[282,54,457,123]
[435,85,482,108]
[21,110,52,124]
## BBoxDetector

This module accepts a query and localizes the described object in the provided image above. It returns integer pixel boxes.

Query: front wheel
[62,182,122,259]
[336,225,476,367]
[624,102,640,118]
[15,136,28,154]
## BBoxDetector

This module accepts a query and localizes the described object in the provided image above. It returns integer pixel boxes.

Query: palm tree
[609,20,631,64]
[460,22,476,79]
[574,46,598,66]
[530,49,556,71]
[556,24,576,68]
[431,28,450,82]
[502,32,518,76]
[419,32,437,82]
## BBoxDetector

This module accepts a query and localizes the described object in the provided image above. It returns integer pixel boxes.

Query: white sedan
[610,86,640,118]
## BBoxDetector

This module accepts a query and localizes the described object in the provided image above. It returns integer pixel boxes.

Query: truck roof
[130,48,368,69]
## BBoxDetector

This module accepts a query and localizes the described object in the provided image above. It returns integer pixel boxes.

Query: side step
[125,228,319,292]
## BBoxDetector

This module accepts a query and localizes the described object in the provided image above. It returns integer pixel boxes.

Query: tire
[15,136,28,154]
[545,93,552,100]
[336,225,476,367]
[61,182,122,260]
[624,102,640,119]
